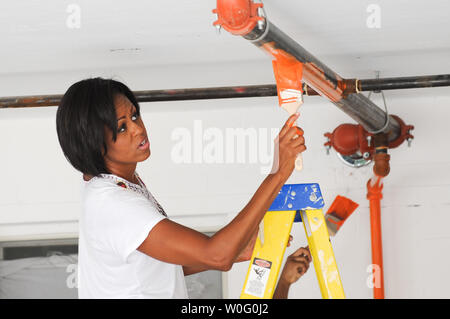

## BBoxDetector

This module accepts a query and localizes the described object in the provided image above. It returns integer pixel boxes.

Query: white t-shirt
[78,172,188,299]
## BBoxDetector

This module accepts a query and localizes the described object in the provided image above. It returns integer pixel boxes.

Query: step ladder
[240,183,345,299]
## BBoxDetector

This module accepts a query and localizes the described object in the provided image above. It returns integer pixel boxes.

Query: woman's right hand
[271,113,306,179]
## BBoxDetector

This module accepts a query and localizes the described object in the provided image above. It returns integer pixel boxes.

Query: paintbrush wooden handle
[292,119,303,171]
[295,153,303,171]
[283,104,304,171]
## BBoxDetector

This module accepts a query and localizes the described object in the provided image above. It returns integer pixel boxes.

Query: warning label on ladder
[244,257,272,298]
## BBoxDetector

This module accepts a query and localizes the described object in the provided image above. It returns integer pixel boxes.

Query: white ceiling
[0,0,449,76]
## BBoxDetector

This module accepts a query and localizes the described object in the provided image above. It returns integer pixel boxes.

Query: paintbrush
[272,59,304,171]
[325,195,359,236]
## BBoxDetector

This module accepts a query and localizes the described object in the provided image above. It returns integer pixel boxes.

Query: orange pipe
[366,176,385,299]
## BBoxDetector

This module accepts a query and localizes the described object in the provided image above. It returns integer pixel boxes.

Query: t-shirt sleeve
[93,187,166,263]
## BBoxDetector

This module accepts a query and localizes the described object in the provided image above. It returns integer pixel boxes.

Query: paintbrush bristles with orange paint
[272,59,304,171]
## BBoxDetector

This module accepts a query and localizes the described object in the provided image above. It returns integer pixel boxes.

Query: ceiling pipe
[212,0,415,143]
[360,74,450,92]
[0,85,277,109]
[1,73,448,109]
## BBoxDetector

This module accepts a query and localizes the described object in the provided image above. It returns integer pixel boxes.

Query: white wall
[1,60,449,298]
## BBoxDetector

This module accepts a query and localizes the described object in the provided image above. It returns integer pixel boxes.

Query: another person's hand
[271,113,306,179]
[273,246,311,299]
[279,246,311,284]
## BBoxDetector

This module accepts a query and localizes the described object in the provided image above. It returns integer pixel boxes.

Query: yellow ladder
[240,183,345,299]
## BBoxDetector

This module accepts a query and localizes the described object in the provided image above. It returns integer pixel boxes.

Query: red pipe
[366,176,385,299]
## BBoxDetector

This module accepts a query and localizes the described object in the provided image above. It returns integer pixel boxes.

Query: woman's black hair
[56,77,140,176]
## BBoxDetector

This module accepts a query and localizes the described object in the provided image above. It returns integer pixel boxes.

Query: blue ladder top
[269,183,325,222]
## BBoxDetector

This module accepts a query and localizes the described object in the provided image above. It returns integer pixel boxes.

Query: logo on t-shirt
[116,182,127,189]
[100,173,167,217]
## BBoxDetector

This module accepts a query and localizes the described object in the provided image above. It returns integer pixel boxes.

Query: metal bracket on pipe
[367,71,390,134]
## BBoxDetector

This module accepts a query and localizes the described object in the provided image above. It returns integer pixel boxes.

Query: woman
[56,77,306,298]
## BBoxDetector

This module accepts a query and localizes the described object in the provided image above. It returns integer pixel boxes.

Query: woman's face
[103,94,150,170]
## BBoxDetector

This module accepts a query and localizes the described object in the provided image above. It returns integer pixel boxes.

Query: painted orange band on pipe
[302,62,344,102]
[367,176,385,299]
[262,42,344,103]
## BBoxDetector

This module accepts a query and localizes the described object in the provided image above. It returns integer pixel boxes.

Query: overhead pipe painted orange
[212,0,410,144]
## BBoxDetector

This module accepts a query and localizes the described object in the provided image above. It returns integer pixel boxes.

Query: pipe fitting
[213,0,263,36]
[371,133,391,177]
[367,177,383,201]
[373,153,391,177]
[324,115,413,162]
[324,123,371,157]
